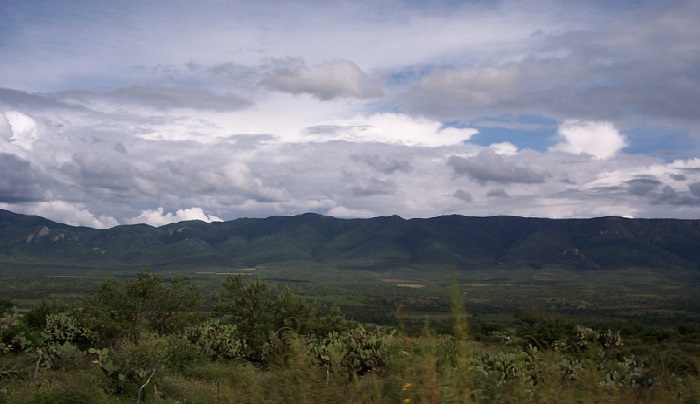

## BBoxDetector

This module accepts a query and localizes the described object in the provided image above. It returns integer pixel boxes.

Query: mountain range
[1,209,699,271]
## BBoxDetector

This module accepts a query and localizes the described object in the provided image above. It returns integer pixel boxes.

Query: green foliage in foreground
[0,271,698,403]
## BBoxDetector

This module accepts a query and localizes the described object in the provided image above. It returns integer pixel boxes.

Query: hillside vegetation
[2,210,699,271]
[1,272,698,403]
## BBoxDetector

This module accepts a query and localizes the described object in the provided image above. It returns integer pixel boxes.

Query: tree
[79,270,202,344]
[215,275,349,364]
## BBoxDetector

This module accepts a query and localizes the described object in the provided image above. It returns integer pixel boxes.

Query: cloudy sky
[1,0,699,228]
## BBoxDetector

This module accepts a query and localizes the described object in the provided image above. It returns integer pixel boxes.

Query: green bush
[215,275,350,364]
[77,270,202,345]
[1,276,699,403]
[107,332,168,398]
[184,319,245,361]
[165,333,208,371]
[308,325,394,378]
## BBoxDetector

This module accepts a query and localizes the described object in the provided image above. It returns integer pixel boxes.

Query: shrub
[184,319,245,361]
[308,325,394,378]
[107,332,168,398]
[215,275,350,365]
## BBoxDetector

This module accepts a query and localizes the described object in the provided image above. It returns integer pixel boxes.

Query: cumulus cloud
[4,111,38,151]
[125,207,223,226]
[1,201,119,229]
[550,120,627,159]
[183,161,289,203]
[261,60,383,100]
[448,149,548,184]
[303,113,477,146]
[489,142,518,155]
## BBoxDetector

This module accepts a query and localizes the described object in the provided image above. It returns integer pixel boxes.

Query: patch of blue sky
[385,65,437,88]
[624,126,699,161]
[445,114,559,152]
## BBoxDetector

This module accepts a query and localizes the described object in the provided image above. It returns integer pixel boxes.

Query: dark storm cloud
[689,182,700,197]
[651,185,699,206]
[453,189,473,202]
[626,178,662,196]
[0,153,47,202]
[448,149,547,184]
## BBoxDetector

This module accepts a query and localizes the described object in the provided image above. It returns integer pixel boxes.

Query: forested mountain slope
[1,209,699,270]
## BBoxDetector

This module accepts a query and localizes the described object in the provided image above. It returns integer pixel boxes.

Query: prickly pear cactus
[185,319,245,360]
[308,325,394,377]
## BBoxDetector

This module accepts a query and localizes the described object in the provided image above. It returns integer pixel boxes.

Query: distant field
[1,263,698,326]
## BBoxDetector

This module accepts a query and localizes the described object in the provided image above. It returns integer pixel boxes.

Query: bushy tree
[78,270,202,345]
[215,275,350,364]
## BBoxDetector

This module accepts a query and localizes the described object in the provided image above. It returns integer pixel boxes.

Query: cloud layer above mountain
[1,0,699,227]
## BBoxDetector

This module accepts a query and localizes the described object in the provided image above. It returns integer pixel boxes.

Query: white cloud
[326,206,376,218]
[125,207,223,227]
[4,111,38,151]
[0,201,119,229]
[0,2,698,223]
[489,142,518,155]
[197,161,253,191]
[550,120,627,159]
[304,113,477,146]
[262,60,382,100]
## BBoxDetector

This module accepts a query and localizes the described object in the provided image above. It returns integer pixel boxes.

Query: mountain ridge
[1,209,699,271]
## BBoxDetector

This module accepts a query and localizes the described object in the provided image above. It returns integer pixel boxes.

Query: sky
[0,0,699,228]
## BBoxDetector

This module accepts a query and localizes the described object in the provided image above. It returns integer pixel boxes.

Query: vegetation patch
[0,272,698,403]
